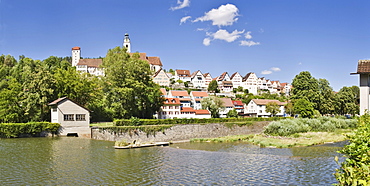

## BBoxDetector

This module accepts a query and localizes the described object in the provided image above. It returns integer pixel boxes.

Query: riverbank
[191,129,353,148]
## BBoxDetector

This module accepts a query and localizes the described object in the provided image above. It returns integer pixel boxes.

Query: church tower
[123,33,131,53]
[71,46,81,67]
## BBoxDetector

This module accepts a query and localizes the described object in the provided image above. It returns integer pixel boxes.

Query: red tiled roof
[194,110,210,115]
[218,72,228,81]
[77,59,103,68]
[170,90,189,97]
[355,60,370,73]
[164,98,181,105]
[243,72,255,81]
[221,98,234,107]
[191,91,208,97]
[222,81,233,86]
[181,107,196,113]
[130,53,163,66]
[72,46,80,50]
[232,100,243,106]
[176,69,191,77]
[251,99,286,106]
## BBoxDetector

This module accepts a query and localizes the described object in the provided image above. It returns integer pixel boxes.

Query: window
[64,114,74,121]
[76,114,86,121]
[52,108,57,112]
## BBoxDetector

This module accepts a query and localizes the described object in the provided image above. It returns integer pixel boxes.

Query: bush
[263,117,357,136]
[335,113,370,185]
[0,122,60,138]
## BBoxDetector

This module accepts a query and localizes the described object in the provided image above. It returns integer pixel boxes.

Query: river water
[0,137,345,185]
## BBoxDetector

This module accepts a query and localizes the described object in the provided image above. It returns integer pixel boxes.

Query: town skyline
[1,1,369,91]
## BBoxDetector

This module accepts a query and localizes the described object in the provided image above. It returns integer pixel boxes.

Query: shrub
[335,113,370,185]
[263,117,357,136]
[0,122,60,138]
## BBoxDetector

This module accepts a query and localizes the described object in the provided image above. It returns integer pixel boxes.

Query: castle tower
[123,33,131,53]
[71,46,81,67]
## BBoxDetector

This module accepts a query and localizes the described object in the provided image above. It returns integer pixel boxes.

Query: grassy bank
[191,129,353,148]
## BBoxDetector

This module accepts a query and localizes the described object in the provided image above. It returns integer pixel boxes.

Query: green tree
[227,109,238,118]
[102,46,163,119]
[293,98,315,118]
[265,102,280,117]
[335,86,359,115]
[201,96,225,118]
[0,77,23,123]
[208,80,219,94]
[317,78,335,115]
[291,71,320,110]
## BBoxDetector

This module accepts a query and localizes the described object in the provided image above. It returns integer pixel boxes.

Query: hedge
[0,122,61,138]
[114,117,283,126]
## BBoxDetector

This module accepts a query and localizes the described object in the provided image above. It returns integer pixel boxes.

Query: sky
[1,0,370,91]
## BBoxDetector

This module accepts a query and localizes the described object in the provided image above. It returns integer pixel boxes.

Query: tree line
[0,46,163,123]
[289,71,359,117]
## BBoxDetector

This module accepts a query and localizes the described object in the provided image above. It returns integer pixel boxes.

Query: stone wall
[91,121,270,142]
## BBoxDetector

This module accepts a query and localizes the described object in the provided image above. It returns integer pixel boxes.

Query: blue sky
[1,0,370,91]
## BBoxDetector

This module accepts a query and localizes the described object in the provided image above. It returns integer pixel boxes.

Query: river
[0,137,345,185]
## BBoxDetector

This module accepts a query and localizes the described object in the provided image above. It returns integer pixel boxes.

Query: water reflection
[0,138,343,185]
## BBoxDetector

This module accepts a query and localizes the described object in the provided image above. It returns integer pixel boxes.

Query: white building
[168,90,192,107]
[190,91,209,110]
[242,72,258,95]
[245,99,286,117]
[152,68,170,87]
[48,97,91,137]
[219,98,234,118]
[174,69,191,82]
[352,60,370,115]
[191,70,206,89]
[230,72,243,89]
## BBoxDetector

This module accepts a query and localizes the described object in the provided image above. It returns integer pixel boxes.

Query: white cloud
[245,31,252,39]
[240,40,260,47]
[203,38,211,46]
[170,0,190,11]
[193,4,239,27]
[271,67,281,72]
[261,70,272,75]
[210,29,244,42]
[180,16,191,25]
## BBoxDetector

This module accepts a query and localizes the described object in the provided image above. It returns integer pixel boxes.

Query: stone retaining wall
[91,121,270,142]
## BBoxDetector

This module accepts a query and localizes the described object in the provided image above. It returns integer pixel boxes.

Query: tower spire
[123,33,131,53]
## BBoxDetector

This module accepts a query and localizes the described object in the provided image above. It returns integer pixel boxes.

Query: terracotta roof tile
[176,70,191,77]
[170,90,189,97]
[194,110,210,115]
[221,98,234,107]
[77,59,103,68]
[72,46,80,50]
[356,60,370,73]
[164,98,181,105]
[191,91,208,97]
[232,100,243,106]
[160,88,167,96]
[252,99,286,106]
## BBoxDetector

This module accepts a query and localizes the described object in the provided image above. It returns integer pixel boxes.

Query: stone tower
[71,46,81,67]
[123,33,131,53]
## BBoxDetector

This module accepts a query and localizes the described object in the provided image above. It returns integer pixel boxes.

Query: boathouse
[48,97,91,137]
[352,60,370,115]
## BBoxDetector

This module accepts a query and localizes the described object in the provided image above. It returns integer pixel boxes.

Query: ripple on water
[0,138,343,185]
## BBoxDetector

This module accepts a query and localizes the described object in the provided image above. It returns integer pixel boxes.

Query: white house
[152,68,170,87]
[230,72,243,89]
[203,73,213,87]
[352,60,370,115]
[219,98,235,118]
[48,97,91,137]
[168,90,192,107]
[190,91,209,110]
[242,72,258,95]
[174,69,192,82]
[245,99,286,117]
[157,98,181,119]
[190,70,206,89]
